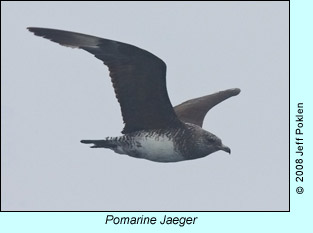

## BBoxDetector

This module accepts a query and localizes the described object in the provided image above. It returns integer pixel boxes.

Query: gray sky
[2,2,289,211]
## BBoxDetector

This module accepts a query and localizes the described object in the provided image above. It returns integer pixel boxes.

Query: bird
[28,27,240,163]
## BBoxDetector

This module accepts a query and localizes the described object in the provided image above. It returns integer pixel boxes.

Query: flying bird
[28,27,240,162]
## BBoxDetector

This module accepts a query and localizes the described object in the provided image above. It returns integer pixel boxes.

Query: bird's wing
[28,27,182,133]
[174,88,241,127]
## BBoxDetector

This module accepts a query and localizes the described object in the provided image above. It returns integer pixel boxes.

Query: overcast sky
[2,1,289,211]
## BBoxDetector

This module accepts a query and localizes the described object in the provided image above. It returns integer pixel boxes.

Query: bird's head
[197,130,231,155]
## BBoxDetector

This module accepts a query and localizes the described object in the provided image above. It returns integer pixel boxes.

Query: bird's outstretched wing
[174,88,241,127]
[28,27,182,133]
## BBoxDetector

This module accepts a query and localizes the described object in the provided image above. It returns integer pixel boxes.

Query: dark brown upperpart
[28,27,241,136]
[28,27,182,134]
[174,88,241,127]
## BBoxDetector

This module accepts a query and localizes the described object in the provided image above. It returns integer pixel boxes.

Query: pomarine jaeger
[28,27,240,163]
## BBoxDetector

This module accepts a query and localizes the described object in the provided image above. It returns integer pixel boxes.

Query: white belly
[114,134,185,162]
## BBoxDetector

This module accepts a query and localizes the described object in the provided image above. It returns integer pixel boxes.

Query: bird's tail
[80,139,116,148]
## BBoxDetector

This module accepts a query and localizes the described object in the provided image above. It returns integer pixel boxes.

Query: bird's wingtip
[27,27,41,35]
[27,27,36,32]
[231,88,241,95]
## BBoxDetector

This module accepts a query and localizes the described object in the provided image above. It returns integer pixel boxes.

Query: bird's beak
[220,144,231,154]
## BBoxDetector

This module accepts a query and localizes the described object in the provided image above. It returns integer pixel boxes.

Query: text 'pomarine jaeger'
[28,27,240,163]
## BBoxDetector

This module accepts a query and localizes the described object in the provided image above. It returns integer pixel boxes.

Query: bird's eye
[206,137,216,143]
